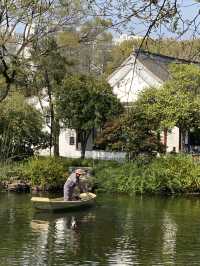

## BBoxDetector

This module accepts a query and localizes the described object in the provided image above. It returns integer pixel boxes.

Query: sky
[112,0,200,40]
[15,0,200,41]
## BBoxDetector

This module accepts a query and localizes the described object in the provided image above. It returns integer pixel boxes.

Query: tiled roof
[135,49,200,82]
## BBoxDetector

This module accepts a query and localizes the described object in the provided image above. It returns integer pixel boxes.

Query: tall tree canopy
[30,37,69,156]
[0,0,86,102]
[56,74,123,158]
[97,64,200,157]
[125,64,200,154]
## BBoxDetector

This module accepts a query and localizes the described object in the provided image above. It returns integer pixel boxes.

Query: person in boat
[64,168,86,201]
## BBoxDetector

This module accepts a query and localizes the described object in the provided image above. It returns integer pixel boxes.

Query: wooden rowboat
[31,192,96,211]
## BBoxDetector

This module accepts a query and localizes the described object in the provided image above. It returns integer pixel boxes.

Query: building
[30,92,126,161]
[36,49,199,158]
[108,49,200,153]
[113,34,143,45]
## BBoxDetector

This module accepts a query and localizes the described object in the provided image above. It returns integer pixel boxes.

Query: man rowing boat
[64,169,86,201]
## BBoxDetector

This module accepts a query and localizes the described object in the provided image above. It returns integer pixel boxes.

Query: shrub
[21,157,68,190]
[20,156,98,191]
[94,155,200,194]
[0,161,25,181]
[2,155,200,195]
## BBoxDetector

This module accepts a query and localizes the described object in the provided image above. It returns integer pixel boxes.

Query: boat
[31,192,96,211]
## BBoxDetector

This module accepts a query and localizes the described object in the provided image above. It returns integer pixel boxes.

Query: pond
[0,192,200,265]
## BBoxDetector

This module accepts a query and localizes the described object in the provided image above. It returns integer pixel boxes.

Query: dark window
[69,136,75,145]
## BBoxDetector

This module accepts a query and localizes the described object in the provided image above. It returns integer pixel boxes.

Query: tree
[94,118,126,151]
[56,74,123,158]
[94,92,165,158]
[0,0,88,102]
[57,18,113,75]
[31,37,70,156]
[129,64,200,153]
[0,92,49,161]
[123,102,165,158]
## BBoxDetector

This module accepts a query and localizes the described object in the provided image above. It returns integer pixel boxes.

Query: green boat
[31,192,96,211]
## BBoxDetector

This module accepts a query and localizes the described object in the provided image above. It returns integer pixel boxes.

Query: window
[69,136,75,145]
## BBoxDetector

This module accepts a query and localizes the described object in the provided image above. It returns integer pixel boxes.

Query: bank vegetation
[1,155,200,195]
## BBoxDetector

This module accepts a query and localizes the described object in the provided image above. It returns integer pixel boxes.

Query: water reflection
[30,210,97,264]
[2,193,200,265]
[162,211,177,264]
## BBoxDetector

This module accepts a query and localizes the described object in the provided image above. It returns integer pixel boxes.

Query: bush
[20,156,97,191]
[0,161,25,181]
[20,157,68,190]
[94,155,200,194]
[2,155,200,195]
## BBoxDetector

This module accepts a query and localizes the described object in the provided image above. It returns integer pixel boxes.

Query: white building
[30,91,126,161]
[36,49,199,159]
[113,34,143,45]
[108,49,200,153]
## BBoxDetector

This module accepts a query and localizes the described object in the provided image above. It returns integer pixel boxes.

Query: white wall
[59,129,126,161]
[59,129,80,158]
[108,56,180,154]
[166,127,180,152]
[108,56,162,103]
[160,127,180,153]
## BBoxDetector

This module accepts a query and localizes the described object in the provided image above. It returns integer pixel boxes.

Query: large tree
[128,64,200,153]
[56,74,123,158]
[0,92,49,161]
[0,0,86,101]
[30,37,70,156]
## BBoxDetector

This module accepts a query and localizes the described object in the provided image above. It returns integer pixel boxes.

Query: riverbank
[1,154,200,194]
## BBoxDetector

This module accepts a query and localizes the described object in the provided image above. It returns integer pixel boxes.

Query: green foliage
[0,93,49,161]
[21,157,68,190]
[120,64,200,156]
[0,162,25,181]
[136,82,200,131]
[122,101,165,158]
[57,74,122,129]
[94,155,200,194]
[95,119,126,151]
[167,64,200,95]
[2,155,200,195]
[56,74,123,158]
[19,156,99,190]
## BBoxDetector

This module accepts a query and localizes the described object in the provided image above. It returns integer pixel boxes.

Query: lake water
[1,192,200,265]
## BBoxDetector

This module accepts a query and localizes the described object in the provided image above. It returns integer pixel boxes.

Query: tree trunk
[163,128,168,152]
[45,70,60,157]
[181,130,186,153]
[179,127,186,153]
[80,130,90,159]
[81,142,86,159]
[53,117,60,157]
[0,56,16,102]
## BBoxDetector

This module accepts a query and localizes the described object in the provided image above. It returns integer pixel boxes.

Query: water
[1,192,200,266]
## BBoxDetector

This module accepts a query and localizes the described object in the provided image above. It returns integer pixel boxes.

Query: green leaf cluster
[57,74,122,129]
[136,64,200,131]
[21,157,68,190]
[0,93,49,161]
[94,155,200,194]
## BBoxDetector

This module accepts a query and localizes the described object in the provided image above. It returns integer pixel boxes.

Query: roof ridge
[134,49,200,64]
